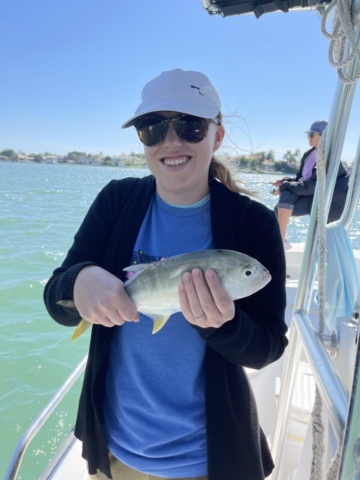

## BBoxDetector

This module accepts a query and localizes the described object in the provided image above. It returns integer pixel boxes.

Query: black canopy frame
[202,0,332,18]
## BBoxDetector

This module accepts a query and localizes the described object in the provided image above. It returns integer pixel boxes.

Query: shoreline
[0,160,288,175]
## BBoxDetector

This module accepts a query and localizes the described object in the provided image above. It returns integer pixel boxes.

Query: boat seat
[290,360,315,424]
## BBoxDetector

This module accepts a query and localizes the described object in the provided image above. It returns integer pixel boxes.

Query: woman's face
[308,132,321,148]
[142,111,225,205]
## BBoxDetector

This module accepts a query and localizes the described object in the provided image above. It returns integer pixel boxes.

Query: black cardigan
[44,176,288,480]
[279,148,349,222]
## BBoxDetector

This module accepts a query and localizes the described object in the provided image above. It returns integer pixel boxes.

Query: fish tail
[151,315,171,334]
[71,319,92,340]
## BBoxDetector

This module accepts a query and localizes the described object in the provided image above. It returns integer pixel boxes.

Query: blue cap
[306,120,328,135]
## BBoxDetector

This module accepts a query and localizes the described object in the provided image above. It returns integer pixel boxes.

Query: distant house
[18,154,35,162]
[110,156,124,166]
[92,156,104,165]
[79,156,91,164]
[120,155,134,165]
[44,155,61,164]
[262,160,275,172]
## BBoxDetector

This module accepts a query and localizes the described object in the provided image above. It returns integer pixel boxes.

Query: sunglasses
[307,132,319,138]
[135,114,220,147]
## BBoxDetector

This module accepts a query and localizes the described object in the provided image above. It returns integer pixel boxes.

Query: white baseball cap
[121,68,221,129]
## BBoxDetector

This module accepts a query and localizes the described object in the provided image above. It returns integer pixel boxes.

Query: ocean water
[1,162,359,480]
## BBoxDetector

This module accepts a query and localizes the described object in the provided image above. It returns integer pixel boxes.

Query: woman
[44,68,288,480]
[272,120,349,250]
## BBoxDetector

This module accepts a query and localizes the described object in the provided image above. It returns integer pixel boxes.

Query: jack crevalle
[57,249,271,340]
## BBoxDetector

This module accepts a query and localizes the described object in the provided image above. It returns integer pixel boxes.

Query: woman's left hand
[178,268,235,329]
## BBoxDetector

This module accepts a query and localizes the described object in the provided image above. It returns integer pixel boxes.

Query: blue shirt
[103,192,213,477]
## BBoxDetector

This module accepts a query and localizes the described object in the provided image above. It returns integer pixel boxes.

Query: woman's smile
[161,155,191,167]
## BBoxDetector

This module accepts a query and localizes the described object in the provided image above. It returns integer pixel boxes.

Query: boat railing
[270,13,360,478]
[343,135,360,230]
[4,355,88,480]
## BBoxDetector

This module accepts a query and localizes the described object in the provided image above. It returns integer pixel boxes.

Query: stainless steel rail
[4,356,87,480]
[270,24,360,479]
[338,327,360,479]
[343,135,360,230]
[294,312,349,437]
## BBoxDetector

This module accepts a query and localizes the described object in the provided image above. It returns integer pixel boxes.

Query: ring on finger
[193,312,206,321]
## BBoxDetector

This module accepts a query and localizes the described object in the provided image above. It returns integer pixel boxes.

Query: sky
[0,0,359,161]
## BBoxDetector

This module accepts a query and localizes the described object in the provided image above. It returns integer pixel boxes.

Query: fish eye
[241,266,255,278]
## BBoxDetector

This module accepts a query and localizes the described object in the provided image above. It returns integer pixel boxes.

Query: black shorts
[275,190,312,217]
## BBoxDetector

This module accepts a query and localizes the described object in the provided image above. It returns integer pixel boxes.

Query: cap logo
[190,85,204,96]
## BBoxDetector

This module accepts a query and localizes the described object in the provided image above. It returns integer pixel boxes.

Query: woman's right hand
[73,265,139,328]
[271,179,283,187]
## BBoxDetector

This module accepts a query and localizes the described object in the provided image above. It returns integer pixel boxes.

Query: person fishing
[44,68,288,480]
[272,120,349,250]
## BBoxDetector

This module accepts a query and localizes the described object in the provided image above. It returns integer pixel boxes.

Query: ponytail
[210,112,255,197]
[209,157,255,197]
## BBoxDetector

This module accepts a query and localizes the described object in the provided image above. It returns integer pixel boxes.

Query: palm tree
[266,149,276,162]
[294,149,302,161]
[283,149,301,165]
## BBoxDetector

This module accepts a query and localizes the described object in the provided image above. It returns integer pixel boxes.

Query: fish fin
[123,263,153,273]
[146,314,171,334]
[57,299,77,311]
[71,319,92,340]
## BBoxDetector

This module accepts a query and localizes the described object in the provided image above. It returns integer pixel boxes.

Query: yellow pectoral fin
[148,314,171,334]
[71,319,92,340]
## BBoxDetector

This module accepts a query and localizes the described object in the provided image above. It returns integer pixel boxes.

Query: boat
[5,0,360,478]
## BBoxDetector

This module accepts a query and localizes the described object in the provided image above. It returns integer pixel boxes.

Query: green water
[0,163,148,480]
[1,162,360,479]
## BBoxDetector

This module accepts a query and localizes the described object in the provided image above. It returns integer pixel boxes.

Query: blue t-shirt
[103,192,213,477]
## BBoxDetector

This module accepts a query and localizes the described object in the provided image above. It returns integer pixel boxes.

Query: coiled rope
[310,129,344,479]
[308,0,359,475]
[320,0,360,83]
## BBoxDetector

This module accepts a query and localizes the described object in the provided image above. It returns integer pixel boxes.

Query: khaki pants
[89,455,208,480]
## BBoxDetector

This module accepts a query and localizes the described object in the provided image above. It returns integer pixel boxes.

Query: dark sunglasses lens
[175,116,208,143]
[137,118,168,146]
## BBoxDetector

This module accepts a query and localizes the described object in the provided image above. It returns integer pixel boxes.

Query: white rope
[316,129,327,337]
[309,129,327,480]
[310,388,325,479]
[326,434,344,480]
[321,0,360,84]
[316,0,359,472]
[311,130,344,479]
[307,1,358,473]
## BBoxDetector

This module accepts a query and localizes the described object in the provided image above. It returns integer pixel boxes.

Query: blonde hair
[210,113,255,197]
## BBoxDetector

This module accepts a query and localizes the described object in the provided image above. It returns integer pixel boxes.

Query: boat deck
[39,432,88,480]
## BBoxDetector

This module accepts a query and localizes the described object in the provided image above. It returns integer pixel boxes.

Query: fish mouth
[254,269,271,289]
[161,155,191,167]
[261,270,272,285]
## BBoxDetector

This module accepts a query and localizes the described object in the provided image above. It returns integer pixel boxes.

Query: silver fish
[57,249,271,339]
